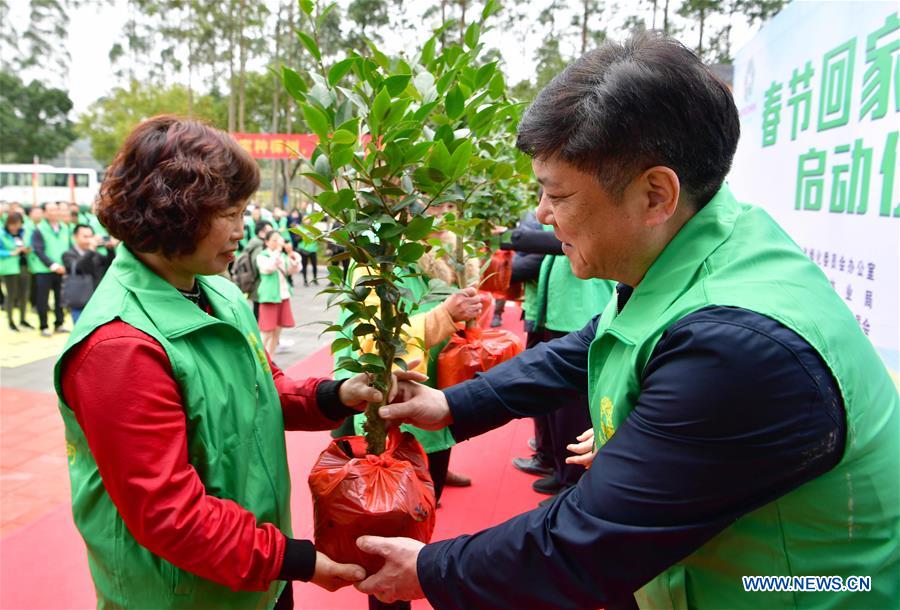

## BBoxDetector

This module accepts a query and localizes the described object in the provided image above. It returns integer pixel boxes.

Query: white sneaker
[275,343,291,354]
[278,338,296,347]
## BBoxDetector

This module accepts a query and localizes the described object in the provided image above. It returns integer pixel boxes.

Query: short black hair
[255,220,272,235]
[73,223,94,236]
[516,31,740,208]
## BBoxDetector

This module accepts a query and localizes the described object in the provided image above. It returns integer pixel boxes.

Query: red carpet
[1,302,545,609]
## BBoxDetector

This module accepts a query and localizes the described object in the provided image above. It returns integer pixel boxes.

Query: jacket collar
[606,184,740,342]
[110,245,240,339]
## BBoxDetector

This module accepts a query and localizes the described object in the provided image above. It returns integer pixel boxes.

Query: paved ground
[0,276,338,537]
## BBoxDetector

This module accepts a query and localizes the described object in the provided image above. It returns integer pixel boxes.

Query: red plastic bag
[476,291,494,328]
[437,327,524,388]
[308,428,436,573]
[480,250,513,296]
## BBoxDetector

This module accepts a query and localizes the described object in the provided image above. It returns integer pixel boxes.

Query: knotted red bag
[437,326,524,388]
[476,290,494,328]
[308,428,436,573]
[480,250,513,296]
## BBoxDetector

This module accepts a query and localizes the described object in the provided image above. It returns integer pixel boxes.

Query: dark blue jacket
[418,298,845,610]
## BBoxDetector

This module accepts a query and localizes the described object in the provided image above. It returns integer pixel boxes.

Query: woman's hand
[444,287,484,322]
[310,550,366,592]
[339,361,429,410]
[565,428,597,469]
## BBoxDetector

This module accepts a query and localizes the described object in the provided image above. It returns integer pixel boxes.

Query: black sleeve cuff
[316,378,358,421]
[278,538,317,582]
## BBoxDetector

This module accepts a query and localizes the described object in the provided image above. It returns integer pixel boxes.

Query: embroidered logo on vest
[246,332,272,374]
[598,396,616,444]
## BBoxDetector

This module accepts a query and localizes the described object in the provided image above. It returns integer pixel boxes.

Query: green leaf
[445,85,464,120]
[359,353,387,369]
[405,215,434,240]
[384,74,412,96]
[372,87,391,121]
[475,62,497,89]
[336,357,364,374]
[299,0,314,16]
[449,140,473,180]
[491,162,514,180]
[427,139,452,175]
[336,117,360,136]
[464,23,481,49]
[332,129,356,144]
[331,337,353,354]
[398,242,426,263]
[282,66,308,101]
[314,154,333,181]
[296,31,322,62]
[331,146,356,169]
[489,72,506,98]
[327,58,355,86]
[353,324,376,336]
[421,36,437,66]
[302,104,330,139]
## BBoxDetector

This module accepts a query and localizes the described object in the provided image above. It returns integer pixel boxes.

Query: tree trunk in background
[271,1,282,210]
[663,0,670,33]
[227,0,237,133]
[581,0,589,54]
[237,0,247,132]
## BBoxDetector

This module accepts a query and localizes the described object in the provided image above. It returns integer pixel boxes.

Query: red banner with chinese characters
[232,133,319,159]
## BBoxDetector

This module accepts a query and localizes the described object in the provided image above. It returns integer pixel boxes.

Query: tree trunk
[227,0,237,133]
[651,0,658,29]
[440,0,447,49]
[237,0,247,132]
[698,7,705,56]
[581,0,589,54]
[271,0,282,210]
[663,0,670,33]
[458,0,466,46]
[186,3,194,117]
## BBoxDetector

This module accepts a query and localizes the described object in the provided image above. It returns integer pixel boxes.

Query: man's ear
[634,166,680,228]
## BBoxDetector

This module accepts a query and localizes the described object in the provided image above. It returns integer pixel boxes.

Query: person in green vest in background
[353,32,899,610]
[30,201,72,336]
[0,211,33,331]
[501,209,614,501]
[54,115,430,610]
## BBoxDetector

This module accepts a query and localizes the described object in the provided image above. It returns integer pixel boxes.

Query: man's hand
[565,428,597,468]
[444,287,483,322]
[339,361,429,410]
[354,536,425,603]
[310,550,366,592]
[378,381,451,430]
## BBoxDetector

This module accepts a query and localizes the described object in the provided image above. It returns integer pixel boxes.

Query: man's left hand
[355,536,425,603]
[339,361,428,410]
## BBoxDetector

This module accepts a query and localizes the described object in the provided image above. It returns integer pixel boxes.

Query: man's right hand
[378,381,452,431]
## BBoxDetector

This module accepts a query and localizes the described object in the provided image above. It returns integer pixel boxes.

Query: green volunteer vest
[54,245,291,610]
[335,266,455,453]
[256,250,291,303]
[29,221,71,273]
[534,254,614,333]
[0,229,27,275]
[587,186,899,609]
[276,218,290,242]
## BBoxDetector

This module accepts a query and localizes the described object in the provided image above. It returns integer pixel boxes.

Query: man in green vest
[352,31,899,610]
[31,201,72,336]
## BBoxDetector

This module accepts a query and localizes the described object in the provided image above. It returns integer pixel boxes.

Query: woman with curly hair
[54,115,423,609]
